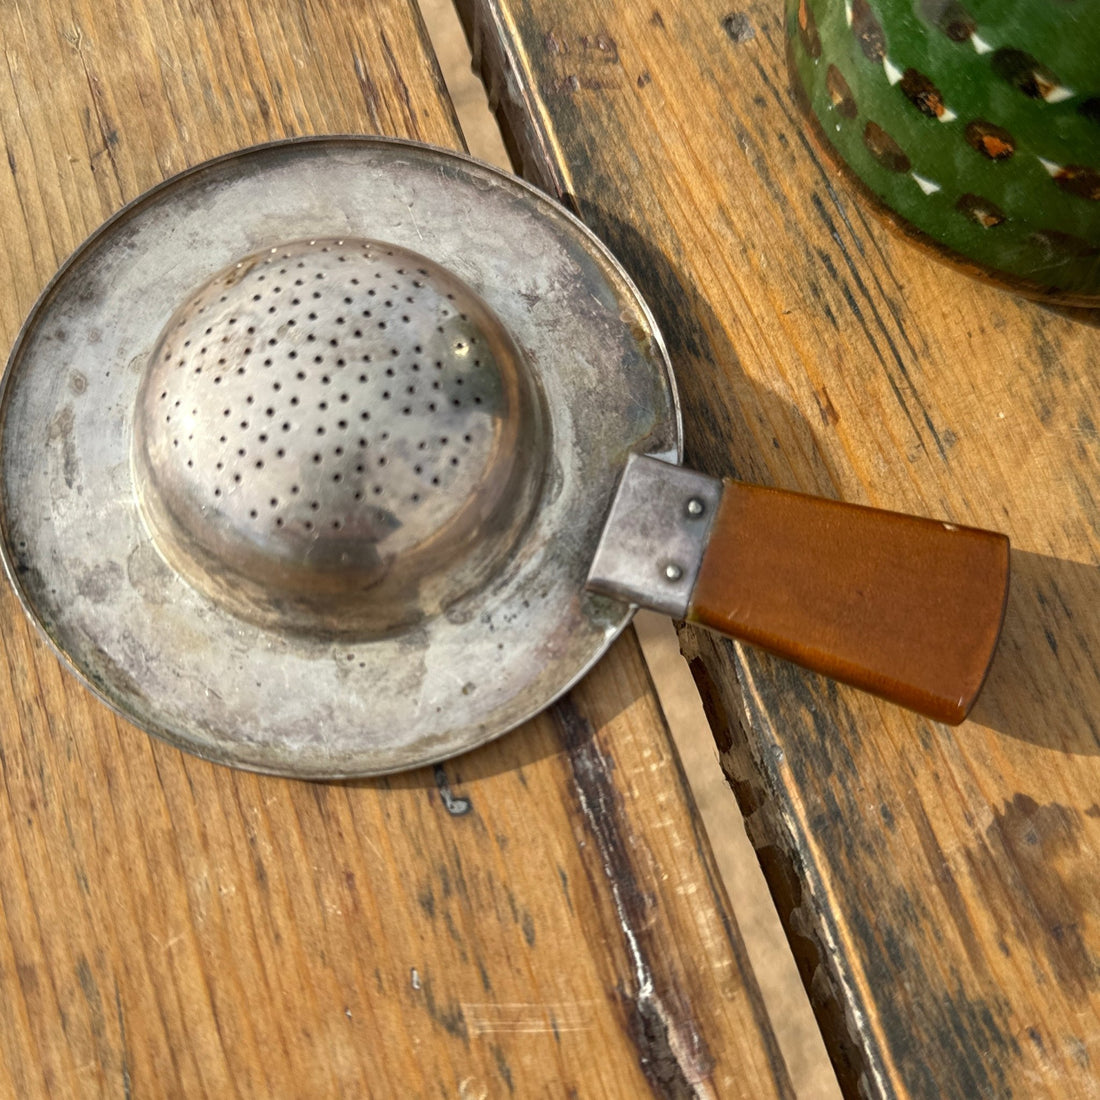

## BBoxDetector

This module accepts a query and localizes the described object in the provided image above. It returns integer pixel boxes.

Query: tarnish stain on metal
[435,765,473,816]
[553,697,715,1097]
[48,405,79,490]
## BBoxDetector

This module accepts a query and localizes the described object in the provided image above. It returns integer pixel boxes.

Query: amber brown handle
[687,481,1010,724]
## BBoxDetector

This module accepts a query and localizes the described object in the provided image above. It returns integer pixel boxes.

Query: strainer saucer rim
[0,136,681,777]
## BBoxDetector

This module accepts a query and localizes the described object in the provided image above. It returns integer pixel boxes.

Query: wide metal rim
[0,136,680,777]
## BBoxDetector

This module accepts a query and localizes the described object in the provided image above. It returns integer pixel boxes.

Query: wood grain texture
[454,0,1100,1095]
[0,1,793,1096]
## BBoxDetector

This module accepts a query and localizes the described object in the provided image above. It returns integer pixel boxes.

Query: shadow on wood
[970,550,1100,754]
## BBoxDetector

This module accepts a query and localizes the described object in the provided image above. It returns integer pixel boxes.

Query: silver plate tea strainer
[0,138,1009,777]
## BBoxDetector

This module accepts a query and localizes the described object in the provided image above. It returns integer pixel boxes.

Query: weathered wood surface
[0,1,794,1095]
[455,0,1100,1095]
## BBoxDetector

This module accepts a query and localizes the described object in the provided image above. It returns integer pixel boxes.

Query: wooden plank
[0,1,793,1095]
[455,0,1100,1094]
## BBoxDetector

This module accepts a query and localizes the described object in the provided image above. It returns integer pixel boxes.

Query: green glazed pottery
[788,0,1100,304]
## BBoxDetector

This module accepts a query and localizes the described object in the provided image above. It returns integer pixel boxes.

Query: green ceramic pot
[788,0,1100,304]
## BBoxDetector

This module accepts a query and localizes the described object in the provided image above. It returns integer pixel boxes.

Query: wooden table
[454,0,1100,1095]
[0,2,793,1096]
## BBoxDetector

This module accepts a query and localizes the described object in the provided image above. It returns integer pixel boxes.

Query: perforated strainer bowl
[0,138,678,777]
[134,236,546,638]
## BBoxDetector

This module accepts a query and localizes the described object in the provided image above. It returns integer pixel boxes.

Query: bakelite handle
[687,481,1010,724]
